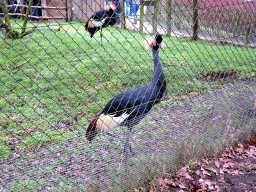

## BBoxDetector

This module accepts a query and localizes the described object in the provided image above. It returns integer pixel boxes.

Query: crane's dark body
[102,50,166,128]
[85,8,118,38]
[86,35,166,145]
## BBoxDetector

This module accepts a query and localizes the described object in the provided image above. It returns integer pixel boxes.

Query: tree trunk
[0,0,19,39]
[120,0,126,29]
[153,0,159,34]
[21,0,34,35]
[192,0,199,40]
[139,0,144,33]
[167,0,172,37]
[1,0,12,28]
[0,0,37,39]
[0,17,8,38]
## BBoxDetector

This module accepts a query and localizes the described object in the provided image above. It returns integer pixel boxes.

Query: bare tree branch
[21,0,34,35]
[19,27,37,38]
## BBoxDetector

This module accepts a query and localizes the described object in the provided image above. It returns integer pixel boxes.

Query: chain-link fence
[0,0,256,191]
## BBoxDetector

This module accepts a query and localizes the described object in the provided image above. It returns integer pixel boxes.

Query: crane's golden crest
[96,113,129,132]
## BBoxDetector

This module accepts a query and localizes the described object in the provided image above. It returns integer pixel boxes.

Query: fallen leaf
[231,170,239,175]
[156,178,172,187]
[183,173,193,180]
[178,166,187,176]
[198,178,204,183]
[223,158,231,163]
[202,169,211,176]
[207,167,218,175]
[215,160,221,168]
[236,147,244,153]
[208,185,215,190]
[177,182,186,189]
[219,169,226,174]
[195,170,201,175]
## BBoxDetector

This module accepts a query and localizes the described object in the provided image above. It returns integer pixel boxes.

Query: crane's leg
[100,28,103,44]
[124,127,134,155]
[123,126,135,174]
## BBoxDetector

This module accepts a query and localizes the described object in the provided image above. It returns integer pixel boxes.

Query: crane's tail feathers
[86,114,100,141]
[86,113,129,142]
[86,20,95,28]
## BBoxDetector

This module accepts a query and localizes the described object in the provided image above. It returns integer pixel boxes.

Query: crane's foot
[124,141,136,157]
[106,132,121,144]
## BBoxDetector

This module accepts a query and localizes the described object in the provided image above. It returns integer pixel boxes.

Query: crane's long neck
[151,49,165,85]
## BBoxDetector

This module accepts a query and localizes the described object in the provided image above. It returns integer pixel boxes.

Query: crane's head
[108,1,117,10]
[144,34,164,51]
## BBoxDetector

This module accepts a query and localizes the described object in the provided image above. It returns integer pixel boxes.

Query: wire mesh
[0,0,256,191]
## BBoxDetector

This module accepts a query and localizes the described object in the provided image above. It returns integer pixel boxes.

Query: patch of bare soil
[196,70,240,84]
[147,135,256,192]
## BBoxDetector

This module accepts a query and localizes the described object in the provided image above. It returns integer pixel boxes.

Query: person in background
[125,0,131,16]
[130,0,140,24]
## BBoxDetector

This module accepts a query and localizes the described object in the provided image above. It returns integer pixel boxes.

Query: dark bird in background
[86,35,166,154]
[85,1,118,42]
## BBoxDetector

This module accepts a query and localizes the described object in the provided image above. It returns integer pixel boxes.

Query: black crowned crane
[86,35,166,154]
[85,1,118,43]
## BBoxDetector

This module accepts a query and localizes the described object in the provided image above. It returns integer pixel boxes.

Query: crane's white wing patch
[92,18,107,27]
[96,113,129,133]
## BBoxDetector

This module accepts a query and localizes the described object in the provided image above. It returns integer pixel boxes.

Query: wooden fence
[0,0,105,22]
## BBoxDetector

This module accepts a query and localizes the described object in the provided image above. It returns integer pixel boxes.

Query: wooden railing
[0,3,67,21]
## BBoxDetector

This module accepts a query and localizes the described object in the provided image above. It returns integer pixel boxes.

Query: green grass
[0,19,256,160]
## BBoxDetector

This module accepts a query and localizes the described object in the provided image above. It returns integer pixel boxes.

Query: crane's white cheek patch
[96,113,129,133]
[144,37,154,50]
